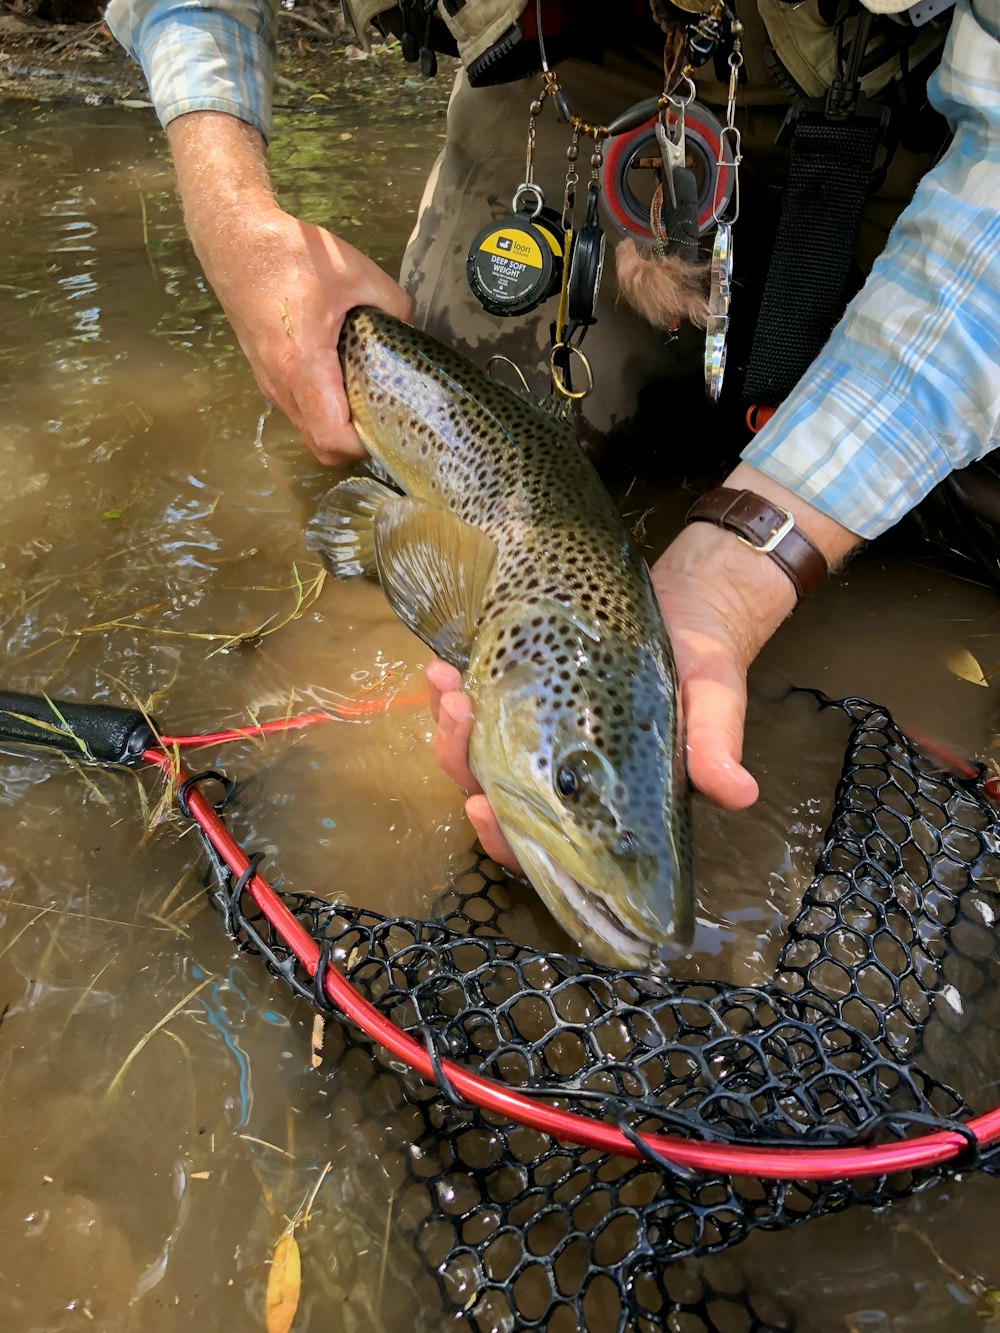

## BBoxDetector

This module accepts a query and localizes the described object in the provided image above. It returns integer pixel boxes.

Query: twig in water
[376,1190,395,1325]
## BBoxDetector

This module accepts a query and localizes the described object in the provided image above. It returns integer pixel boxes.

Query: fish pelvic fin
[305,475,396,580]
[373,498,497,673]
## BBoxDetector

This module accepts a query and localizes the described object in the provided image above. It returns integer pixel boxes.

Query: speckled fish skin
[322,307,693,968]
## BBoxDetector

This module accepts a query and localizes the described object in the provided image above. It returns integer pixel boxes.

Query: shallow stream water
[0,96,998,1333]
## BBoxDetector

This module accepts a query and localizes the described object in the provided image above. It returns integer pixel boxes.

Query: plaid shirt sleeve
[104,0,278,141]
[742,0,1000,540]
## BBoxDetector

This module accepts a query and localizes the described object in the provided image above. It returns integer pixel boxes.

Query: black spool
[567,183,606,327]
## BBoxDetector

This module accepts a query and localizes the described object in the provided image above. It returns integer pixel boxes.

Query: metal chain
[714,36,743,225]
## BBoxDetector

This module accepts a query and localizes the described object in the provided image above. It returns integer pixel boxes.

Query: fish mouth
[514,836,678,973]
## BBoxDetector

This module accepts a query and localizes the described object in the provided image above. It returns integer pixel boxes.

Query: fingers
[466,795,522,872]
[433,688,482,796]
[287,280,411,465]
[357,269,413,324]
[426,658,462,724]
[291,352,367,466]
[682,665,759,811]
[662,604,759,810]
[425,659,518,869]
[649,524,799,813]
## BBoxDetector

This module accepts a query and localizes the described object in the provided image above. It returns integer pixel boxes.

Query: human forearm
[167,112,277,266]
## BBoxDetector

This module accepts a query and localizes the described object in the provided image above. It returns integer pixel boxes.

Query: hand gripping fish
[307,308,694,969]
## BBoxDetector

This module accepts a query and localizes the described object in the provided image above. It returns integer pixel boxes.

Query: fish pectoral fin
[305,475,397,580]
[373,498,497,673]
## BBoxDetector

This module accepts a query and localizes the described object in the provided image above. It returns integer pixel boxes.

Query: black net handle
[0,689,158,767]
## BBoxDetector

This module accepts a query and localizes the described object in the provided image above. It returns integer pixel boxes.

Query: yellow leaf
[946,648,990,687]
[266,1233,301,1333]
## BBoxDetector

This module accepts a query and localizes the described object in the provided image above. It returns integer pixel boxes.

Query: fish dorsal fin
[373,498,497,673]
[305,475,396,579]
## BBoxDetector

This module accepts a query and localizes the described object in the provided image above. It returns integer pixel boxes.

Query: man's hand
[428,463,863,870]
[195,209,411,465]
[167,112,411,466]
[427,532,779,871]
[428,657,520,868]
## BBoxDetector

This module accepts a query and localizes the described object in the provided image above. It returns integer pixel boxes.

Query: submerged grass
[55,958,116,1044]
[375,1189,395,1326]
[105,974,213,1100]
[893,1223,1000,1326]
[265,1161,334,1333]
[0,904,55,961]
[0,898,171,933]
[71,561,328,658]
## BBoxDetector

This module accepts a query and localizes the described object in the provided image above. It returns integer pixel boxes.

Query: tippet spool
[600,100,735,241]
[566,183,606,328]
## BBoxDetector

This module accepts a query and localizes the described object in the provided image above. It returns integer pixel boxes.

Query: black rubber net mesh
[201,695,1000,1332]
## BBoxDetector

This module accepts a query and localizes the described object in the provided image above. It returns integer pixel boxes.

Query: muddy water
[0,98,998,1333]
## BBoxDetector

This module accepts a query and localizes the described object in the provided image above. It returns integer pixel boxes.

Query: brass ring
[549,342,594,401]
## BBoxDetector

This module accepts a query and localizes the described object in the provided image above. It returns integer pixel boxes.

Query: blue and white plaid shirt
[106,0,279,139]
[744,0,1000,538]
[106,0,1000,539]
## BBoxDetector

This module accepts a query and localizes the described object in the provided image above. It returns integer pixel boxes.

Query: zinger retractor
[601,98,735,241]
[566,182,606,327]
[466,191,566,318]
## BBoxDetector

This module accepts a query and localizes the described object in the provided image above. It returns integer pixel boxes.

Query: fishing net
[195,693,1000,1333]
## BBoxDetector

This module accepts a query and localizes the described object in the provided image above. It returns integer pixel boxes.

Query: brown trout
[307,308,693,968]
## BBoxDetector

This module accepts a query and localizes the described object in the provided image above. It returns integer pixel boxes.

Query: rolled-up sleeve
[104,0,278,140]
[742,0,1000,540]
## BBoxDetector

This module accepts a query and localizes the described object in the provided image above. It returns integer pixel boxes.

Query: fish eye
[553,748,615,807]
[556,764,581,800]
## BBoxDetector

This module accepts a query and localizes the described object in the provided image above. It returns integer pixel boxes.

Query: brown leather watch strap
[684,487,828,599]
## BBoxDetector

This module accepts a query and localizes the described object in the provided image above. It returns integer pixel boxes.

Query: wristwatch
[685,487,828,599]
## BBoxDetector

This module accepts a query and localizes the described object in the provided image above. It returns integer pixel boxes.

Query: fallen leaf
[190,1171,211,1180]
[310,1013,325,1069]
[946,648,989,687]
[103,508,124,520]
[266,1232,301,1333]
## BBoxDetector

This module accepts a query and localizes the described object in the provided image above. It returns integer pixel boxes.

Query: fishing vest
[342,0,948,101]
[344,0,533,80]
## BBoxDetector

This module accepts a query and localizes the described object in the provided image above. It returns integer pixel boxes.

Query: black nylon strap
[742,115,882,407]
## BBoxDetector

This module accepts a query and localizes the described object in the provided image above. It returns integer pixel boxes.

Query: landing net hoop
[2,686,999,1184]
